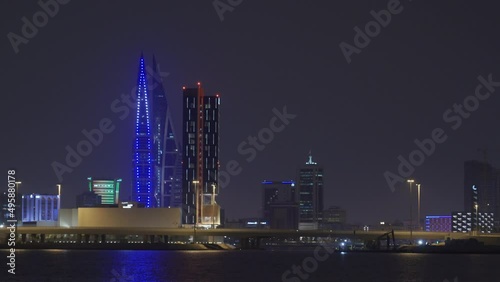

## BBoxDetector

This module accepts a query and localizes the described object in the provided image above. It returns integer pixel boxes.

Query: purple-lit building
[425,215,451,232]
[21,194,59,224]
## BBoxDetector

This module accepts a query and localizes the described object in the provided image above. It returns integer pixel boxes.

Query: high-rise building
[464,160,500,227]
[86,177,121,205]
[182,83,220,226]
[150,56,182,208]
[21,194,59,223]
[133,54,182,208]
[262,180,298,229]
[133,55,154,207]
[298,153,324,230]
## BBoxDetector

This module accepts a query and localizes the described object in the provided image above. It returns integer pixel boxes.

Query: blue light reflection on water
[4,249,500,282]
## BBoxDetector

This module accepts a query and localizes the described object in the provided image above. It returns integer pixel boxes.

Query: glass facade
[182,84,220,225]
[262,181,298,229]
[452,211,494,233]
[151,56,182,208]
[464,160,500,228]
[298,154,324,230]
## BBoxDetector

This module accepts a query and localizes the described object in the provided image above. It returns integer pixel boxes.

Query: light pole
[15,182,21,222]
[416,183,421,231]
[407,179,414,244]
[192,180,199,243]
[56,184,61,222]
[211,183,216,230]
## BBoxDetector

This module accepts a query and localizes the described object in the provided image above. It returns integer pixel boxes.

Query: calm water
[1,249,498,282]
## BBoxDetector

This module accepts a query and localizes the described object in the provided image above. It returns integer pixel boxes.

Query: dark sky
[2,0,500,225]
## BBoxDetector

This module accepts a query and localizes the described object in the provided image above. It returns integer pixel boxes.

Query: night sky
[3,1,500,225]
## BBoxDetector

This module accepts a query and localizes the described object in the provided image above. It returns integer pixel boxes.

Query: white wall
[77,208,181,228]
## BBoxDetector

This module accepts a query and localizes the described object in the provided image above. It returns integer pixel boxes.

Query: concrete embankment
[0,243,235,251]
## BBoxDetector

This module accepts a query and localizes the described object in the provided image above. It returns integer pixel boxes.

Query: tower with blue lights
[133,55,154,207]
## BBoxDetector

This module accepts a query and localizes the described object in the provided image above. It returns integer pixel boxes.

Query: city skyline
[4,1,500,225]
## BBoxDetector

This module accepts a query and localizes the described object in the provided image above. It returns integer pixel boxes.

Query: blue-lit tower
[133,55,154,207]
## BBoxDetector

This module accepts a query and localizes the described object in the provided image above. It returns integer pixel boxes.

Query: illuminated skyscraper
[464,160,500,228]
[133,55,154,207]
[182,83,220,226]
[298,152,324,230]
[150,55,182,208]
[86,177,121,205]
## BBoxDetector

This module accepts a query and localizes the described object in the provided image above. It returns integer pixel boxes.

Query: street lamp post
[15,182,21,222]
[416,183,421,231]
[211,184,216,230]
[407,179,414,244]
[56,184,61,222]
[192,180,200,243]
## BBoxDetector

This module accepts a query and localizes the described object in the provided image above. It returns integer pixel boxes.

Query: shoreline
[0,243,235,251]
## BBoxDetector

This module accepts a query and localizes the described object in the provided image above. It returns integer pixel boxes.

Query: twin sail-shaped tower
[133,54,221,227]
[133,55,182,208]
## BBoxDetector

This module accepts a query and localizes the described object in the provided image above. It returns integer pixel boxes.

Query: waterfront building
[182,83,220,226]
[298,153,324,230]
[21,194,59,224]
[262,180,298,229]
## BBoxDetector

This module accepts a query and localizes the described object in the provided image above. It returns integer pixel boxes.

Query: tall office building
[182,83,220,226]
[150,55,182,208]
[298,153,324,230]
[87,177,121,205]
[133,55,154,207]
[464,160,500,227]
[262,180,299,229]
